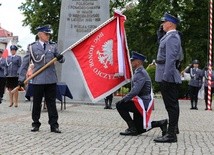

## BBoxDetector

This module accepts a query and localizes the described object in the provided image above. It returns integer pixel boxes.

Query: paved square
[0,98,214,155]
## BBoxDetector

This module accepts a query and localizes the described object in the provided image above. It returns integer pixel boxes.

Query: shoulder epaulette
[27,42,36,49]
[30,42,36,45]
[49,41,56,44]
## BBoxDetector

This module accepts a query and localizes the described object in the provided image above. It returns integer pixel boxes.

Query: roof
[0,27,13,37]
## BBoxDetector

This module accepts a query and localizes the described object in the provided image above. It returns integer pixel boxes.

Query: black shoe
[120,127,139,136]
[159,119,168,136]
[137,129,147,135]
[190,107,194,110]
[108,106,112,109]
[154,133,177,143]
[104,106,109,109]
[51,128,61,133]
[195,107,198,110]
[31,127,39,132]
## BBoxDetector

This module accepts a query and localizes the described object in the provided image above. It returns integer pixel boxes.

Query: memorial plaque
[57,0,110,102]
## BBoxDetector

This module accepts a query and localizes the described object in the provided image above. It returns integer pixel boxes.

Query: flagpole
[11,15,119,94]
[207,0,213,110]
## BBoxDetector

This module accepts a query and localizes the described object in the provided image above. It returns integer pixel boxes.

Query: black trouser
[0,77,6,98]
[32,84,59,129]
[160,81,180,135]
[116,100,146,132]
[104,94,113,107]
[189,85,200,106]
[204,86,214,109]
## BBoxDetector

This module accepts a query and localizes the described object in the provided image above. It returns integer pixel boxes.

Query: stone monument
[57,0,110,102]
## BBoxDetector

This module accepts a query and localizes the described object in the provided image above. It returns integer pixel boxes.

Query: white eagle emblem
[97,40,113,68]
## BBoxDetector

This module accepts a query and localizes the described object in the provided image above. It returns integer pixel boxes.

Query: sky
[0,0,35,50]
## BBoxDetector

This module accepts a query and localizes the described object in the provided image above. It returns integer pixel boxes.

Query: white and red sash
[132,93,154,130]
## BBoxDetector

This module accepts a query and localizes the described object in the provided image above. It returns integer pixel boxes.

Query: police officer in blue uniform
[0,49,6,103]
[18,25,64,133]
[116,52,167,136]
[5,45,22,107]
[154,13,183,143]
[185,60,203,110]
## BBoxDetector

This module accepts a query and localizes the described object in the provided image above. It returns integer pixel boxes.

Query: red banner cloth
[71,12,132,102]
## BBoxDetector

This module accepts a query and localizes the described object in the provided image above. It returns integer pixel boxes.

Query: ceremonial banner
[132,95,154,130]
[71,12,132,102]
[2,40,12,58]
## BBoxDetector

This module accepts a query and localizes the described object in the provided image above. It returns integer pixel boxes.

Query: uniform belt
[156,60,165,64]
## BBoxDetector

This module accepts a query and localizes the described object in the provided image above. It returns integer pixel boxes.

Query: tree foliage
[124,0,210,68]
[19,0,211,68]
[19,0,61,41]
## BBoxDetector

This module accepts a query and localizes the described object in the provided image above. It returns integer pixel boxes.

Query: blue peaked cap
[130,51,147,62]
[161,13,179,24]
[10,45,18,51]
[36,25,52,34]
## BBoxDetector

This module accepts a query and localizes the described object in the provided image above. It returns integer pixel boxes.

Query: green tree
[181,0,209,67]
[19,0,61,41]
[124,0,210,68]
[19,0,212,68]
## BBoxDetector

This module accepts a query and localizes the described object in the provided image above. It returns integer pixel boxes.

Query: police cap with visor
[130,51,147,62]
[161,12,180,25]
[36,25,52,34]
[192,59,199,64]
[10,45,18,51]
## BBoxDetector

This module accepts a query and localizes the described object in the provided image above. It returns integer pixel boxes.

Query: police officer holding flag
[18,25,64,133]
[154,13,183,143]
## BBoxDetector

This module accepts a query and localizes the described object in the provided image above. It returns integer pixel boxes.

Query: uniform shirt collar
[166,29,176,34]
[39,40,47,46]
[134,65,144,73]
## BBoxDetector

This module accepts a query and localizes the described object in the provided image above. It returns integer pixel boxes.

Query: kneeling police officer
[116,52,167,136]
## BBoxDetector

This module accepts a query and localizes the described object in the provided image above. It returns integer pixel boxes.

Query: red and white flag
[2,40,12,58]
[132,94,154,130]
[71,12,132,102]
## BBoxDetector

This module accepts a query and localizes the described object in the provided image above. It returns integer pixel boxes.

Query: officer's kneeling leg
[116,100,141,136]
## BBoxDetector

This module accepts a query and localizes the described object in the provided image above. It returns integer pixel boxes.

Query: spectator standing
[5,45,22,107]
[0,49,6,103]
[185,60,203,110]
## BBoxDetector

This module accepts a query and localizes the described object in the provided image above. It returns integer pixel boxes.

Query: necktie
[43,43,46,50]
